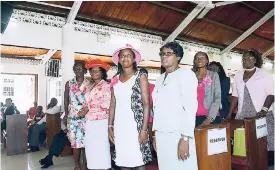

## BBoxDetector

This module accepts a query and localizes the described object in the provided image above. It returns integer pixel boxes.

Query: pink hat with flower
[112,44,142,65]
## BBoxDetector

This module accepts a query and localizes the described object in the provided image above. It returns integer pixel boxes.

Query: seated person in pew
[28,106,44,127]
[39,113,70,169]
[28,106,44,142]
[12,103,20,114]
[1,98,15,131]
[27,102,38,125]
[28,98,60,152]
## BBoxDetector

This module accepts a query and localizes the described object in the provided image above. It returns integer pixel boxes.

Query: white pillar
[38,64,47,110]
[61,23,75,110]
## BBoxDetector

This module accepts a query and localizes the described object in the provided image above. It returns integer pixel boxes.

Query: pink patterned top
[196,83,220,116]
[85,80,111,121]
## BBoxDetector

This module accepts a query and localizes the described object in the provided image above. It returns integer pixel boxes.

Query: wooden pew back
[6,114,28,156]
[46,113,61,148]
[230,118,268,170]
[195,123,231,170]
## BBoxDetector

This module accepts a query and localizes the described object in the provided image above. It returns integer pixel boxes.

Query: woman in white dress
[108,44,152,170]
[152,41,198,170]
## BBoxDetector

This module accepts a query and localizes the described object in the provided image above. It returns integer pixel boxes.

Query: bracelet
[262,106,269,112]
[108,125,113,128]
[141,129,147,133]
[206,116,214,122]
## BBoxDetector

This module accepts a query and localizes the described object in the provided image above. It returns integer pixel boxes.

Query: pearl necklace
[244,67,256,72]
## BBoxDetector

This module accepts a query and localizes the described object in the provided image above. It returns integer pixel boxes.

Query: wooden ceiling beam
[262,46,275,59]
[240,2,266,15]
[66,1,82,24]
[164,3,206,44]
[221,8,274,54]
[15,1,274,44]
[26,1,72,10]
[41,49,57,64]
[148,1,273,44]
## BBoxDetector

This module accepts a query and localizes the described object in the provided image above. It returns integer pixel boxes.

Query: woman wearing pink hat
[78,59,112,170]
[108,45,152,169]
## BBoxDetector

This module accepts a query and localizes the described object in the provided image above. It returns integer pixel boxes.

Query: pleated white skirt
[84,119,111,169]
[155,131,198,170]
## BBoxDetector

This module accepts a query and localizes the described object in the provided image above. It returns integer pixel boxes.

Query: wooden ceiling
[4,1,275,60]
[1,45,182,68]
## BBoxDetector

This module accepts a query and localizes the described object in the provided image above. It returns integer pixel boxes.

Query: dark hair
[192,51,209,72]
[115,49,137,76]
[209,61,227,82]
[159,41,184,73]
[243,49,263,68]
[90,67,109,82]
[6,98,12,102]
[139,68,148,75]
[73,61,87,73]
[37,105,43,110]
[160,41,184,63]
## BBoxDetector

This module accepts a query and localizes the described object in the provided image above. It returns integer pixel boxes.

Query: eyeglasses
[159,52,176,57]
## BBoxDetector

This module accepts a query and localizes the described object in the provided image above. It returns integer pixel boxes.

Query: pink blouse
[196,83,220,116]
[85,80,111,121]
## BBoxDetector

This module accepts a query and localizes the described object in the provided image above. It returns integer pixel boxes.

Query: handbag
[233,128,246,157]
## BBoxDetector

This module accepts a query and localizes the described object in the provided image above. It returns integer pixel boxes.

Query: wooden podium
[46,113,61,148]
[230,118,268,170]
[195,123,231,170]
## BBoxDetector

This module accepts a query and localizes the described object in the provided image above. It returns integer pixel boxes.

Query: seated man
[28,98,60,152]
[1,98,15,131]
[39,113,69,169]
[28,106,44,142]
[29,106,44,126]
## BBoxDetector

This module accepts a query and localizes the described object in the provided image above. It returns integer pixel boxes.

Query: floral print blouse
[68,77,91,118]
[85,80,111,121]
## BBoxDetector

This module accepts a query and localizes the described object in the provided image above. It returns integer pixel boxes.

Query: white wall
[0,58,47,109]
[3,9,274,76]
[2,20,162,62]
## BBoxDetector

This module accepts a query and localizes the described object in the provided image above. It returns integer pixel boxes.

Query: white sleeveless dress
[113,71,152,167]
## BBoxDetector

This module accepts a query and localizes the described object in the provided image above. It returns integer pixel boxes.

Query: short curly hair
[73,61,87,73]
[243,49,263,68]
[160,41,184,64]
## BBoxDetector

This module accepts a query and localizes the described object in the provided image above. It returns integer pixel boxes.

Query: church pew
[195,123,231,170]
[6,114,28,156]
[230,118,268,170]
[46,113,61,148]
[46,112,72,156]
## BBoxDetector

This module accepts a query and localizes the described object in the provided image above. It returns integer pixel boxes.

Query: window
[55,80,62,97]
[3,78,15,96]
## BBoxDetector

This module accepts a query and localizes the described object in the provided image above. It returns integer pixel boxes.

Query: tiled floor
[1,144,274,170]
[1,146,75,170]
